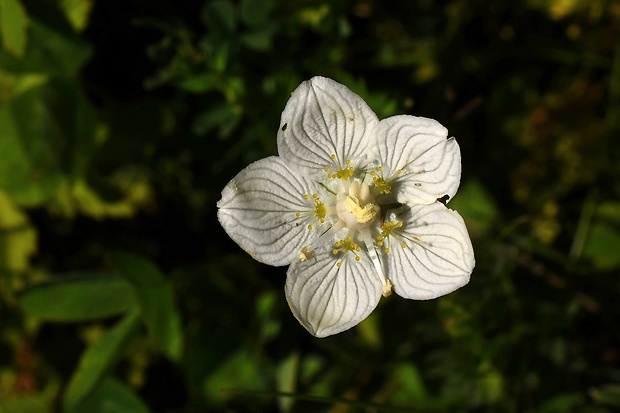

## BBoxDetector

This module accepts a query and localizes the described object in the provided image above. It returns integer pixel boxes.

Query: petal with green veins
[277,76,379,178]
[386,203,474,300]
[285,242,382,338]
[373,115,461,204]
[217,156,324,266]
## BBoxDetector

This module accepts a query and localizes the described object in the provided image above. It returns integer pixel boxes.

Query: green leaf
[582,202,620,270]
[64,310,141,411]
[110,251,184,361]
[0,104,64,206]
[240,0,275,27]
[0,0,29,57]
[66,377,152,413]
[202,0,237,33]
[0,394,51,413]
[591,384,620,407]
[0,19,91,75]
[18,274,137,322]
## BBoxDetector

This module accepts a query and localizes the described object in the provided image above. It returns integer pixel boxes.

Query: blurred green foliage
[1,0,619,412]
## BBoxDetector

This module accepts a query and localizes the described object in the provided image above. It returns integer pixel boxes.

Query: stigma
[336,182,379,230]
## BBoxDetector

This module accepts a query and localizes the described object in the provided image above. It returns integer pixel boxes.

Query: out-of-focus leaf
[179,73,221,94]
[390,363,432,406]
[240,28,273,51]
[582,202,620,269]
[0,0,29,57]
[449,180,499,234]
[204,350,266,403]
[0,19,91,75]
[0,104,65,206]
[276,352,299,413]
[66,377,151,413]
[202,0,236,33]
[18,274,136,322]
[538,393,585,412]
[590,384,620,407]
[110,251,184,361]
[59,0,94,32]
[0,191,36,272]
[64,310,141,411]
[0,78,98,206]
[240,0,275,27]
[0,394,51,413]
[192,102,241,137]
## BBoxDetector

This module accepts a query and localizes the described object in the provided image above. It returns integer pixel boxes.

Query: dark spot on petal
[414,182,422,187]
[281,123,288,132]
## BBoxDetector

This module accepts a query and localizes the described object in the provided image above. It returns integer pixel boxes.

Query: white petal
[277,76,379,178]
[374,115,461,204]
[285,243,382,337]
[217,156,325,266]
[386,203,474,300]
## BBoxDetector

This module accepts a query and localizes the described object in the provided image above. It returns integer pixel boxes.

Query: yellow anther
[381,221,402,238]
[324,167,329,172]
[336,261,342,267]
[397,169,403,174]
[303,194,309,200]
[307,224,313,230]
[295,212,300,217]
[377,241,383,247]
[331,154,337,159]
[345,159,351,165]
[332,237,362,262]
[333,166,355,180]
[401,242,407,248]
[377,166,383,172]
[312,193,318,198]
[370,171,376,176]
[373,176,391,195]
[385,247,390,253]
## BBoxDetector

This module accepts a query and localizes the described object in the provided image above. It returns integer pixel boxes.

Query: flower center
[336,182,379,230]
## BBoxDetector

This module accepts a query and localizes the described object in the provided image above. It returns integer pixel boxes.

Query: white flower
[217,76,475,337]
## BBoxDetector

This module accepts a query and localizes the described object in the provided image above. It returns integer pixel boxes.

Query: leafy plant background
[1,0,619,412]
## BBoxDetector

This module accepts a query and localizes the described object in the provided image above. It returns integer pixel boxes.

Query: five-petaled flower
[217,76,475,337]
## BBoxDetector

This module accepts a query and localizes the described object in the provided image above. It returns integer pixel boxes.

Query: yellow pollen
[332,249,339,255]
[377,241,383,247]
[370,171,376,176]
[295,212,300,217]
[331,154,337,160]
[397,169,403,174]
[345,159,351,165]
[307,224,313,230]
[401,242,407,248]
[324,167,329,172]
[385,247,390,253]
[303,194,309,200]
[355,256,361,261]
[377,166,383,172]
[336,261,342,267]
